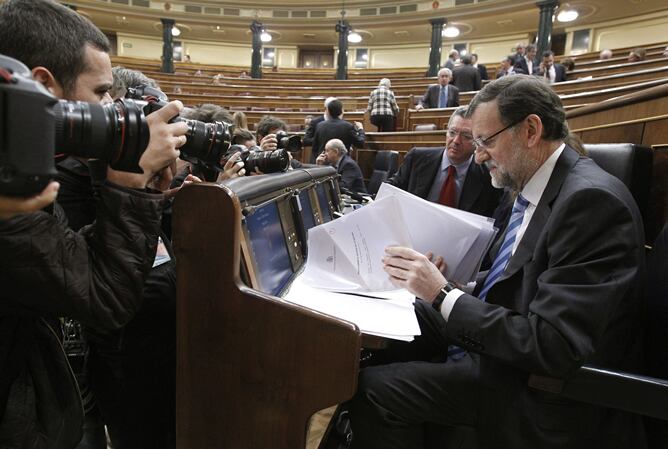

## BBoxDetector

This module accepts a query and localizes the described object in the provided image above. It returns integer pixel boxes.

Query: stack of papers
[283,183,498,341]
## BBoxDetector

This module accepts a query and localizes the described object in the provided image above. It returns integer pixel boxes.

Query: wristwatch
[432,281,457,312]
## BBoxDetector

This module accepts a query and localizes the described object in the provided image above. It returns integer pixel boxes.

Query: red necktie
[438,165,457,207]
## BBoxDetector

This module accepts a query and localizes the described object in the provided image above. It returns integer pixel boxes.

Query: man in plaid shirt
[366,78,400,131]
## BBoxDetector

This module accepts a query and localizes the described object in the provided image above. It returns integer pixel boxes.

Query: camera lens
[243,149,290,174]
[178,119,232,168]
[54,98,149,173]
[275,131,303,153]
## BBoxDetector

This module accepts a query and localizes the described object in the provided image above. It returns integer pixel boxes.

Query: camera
[0,54,150,196]
[225,144,290,175]
[125,85,232,170]
[275,130,302,153]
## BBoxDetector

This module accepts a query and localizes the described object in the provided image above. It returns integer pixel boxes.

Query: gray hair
[110,66,158,99]
[379,78,391,88]
[447,106,469,128]
[438,68,452,78]
[325,138,347,156]
[466,75,569,141]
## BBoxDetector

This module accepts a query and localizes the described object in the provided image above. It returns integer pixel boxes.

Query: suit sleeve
[451,87,460,107]
[420,86,432,108]
[0,182,163,330]
[339,161,366,193]
[474,71,482,91]
[303,120,317,146]
[445,187,642,377]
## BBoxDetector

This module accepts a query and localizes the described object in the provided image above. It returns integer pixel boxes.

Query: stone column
[250,20,263,79]
[428,18,445,77]
[535,1,559,60]
[160,18,175,74]
[335,20,350,80]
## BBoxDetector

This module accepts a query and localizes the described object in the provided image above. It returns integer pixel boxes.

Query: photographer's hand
[108,100,189,189]
[217,151,246,182]
[0,181,59,220]
[260,134,278,151]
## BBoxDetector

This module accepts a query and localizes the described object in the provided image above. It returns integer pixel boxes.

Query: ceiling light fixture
[260,31,272,42]
[348,32,362,43]
[557,8,578,22]
[442,26,460,38]
[171,26,181,37]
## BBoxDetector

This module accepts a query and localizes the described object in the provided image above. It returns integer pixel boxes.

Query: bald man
[316,139,367,194]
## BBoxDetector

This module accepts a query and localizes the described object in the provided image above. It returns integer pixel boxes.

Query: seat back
[366,150,399,195]
[584,144,653,225]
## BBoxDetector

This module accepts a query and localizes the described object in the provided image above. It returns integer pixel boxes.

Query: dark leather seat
[584,143,653,224]
[366,150,399,195]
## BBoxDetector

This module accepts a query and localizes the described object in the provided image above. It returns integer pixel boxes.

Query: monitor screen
[316,184,332,223]
[298,190,316,230]
[245,202,294,296]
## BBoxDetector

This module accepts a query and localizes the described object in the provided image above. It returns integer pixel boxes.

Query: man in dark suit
[302,97,336,148]
[387,107,501,218]
[316,138,367,193]
[536,50,568,83]
[471,53,488,80]
[310,98,365,163]
[452,55,481,92]
[415,68,459,110]
[514,43,538,75]
[496,55,524,78]
[350,75,645,449]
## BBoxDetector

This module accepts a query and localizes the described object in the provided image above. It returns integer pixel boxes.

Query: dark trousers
[371,114,396,132]
[349,300,480,449]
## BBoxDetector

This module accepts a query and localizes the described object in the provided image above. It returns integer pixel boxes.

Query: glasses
[473,115,527,150]
[446,128,474,142]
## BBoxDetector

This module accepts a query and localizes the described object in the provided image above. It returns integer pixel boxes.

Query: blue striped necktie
[447,194,529,360]
[439,86,448,108]
[478,194,530,301]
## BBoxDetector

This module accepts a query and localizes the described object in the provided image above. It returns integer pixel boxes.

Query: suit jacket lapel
[498,146,580,281]
[415,148,443,198]
[458,162,483,211]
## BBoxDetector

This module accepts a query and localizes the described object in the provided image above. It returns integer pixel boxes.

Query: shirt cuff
[440,288,465,321]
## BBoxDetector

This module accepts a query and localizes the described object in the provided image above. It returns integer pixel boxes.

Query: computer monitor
[298,189,316,230]
[244,201,294,296]
[316,183,332,223]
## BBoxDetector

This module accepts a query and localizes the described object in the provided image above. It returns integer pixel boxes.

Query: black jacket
[337,154,367,194]
[310,118,365,164]
[0,182,163,449]
[387,147,502,218]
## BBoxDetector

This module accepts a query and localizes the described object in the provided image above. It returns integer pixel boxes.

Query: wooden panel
[579,123,645,145]
[642,119,668,147]
[173,183,361,449]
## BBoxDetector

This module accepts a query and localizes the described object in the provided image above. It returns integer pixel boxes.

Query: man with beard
[349,75,646,449]
[387,107,501,218]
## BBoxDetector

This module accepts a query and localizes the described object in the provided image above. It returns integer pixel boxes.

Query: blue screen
[245,202,294,296]
[316,184,332,223]
[298,190,316,230]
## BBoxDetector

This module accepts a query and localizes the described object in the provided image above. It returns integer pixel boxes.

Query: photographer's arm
[0,181,59,220]
[0,181,164,330]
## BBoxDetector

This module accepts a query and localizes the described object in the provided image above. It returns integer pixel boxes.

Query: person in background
[443,49,459,71]
[109,66,158,100]
[628,47,646,62]
[561,57,576,72]
[366,78,400,132]
[316,138,367,194]
[416,68,459,110]
[599,49,613,60]
[233,110,249,131]
[470,53,488,81]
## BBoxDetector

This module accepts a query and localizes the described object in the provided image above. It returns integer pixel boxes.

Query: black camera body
[226,144,290,175]
[275,130,302,153]
[0,54,149,196]
[125,85,232,171]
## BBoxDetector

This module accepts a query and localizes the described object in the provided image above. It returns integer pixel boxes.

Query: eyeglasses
[473,115,527,150]
[446,128,474,142]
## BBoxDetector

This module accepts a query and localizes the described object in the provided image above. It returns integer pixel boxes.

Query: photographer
[0,1,187,448]
[256,115,304,169]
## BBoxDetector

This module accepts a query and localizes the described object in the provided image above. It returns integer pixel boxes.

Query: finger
[174,135,188,148]
[385,246,421,259]
[149,100,184,122]
[167,120,190,136]
[382,255,411,271]
[383,264,409,281]
[237,168,246,176]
